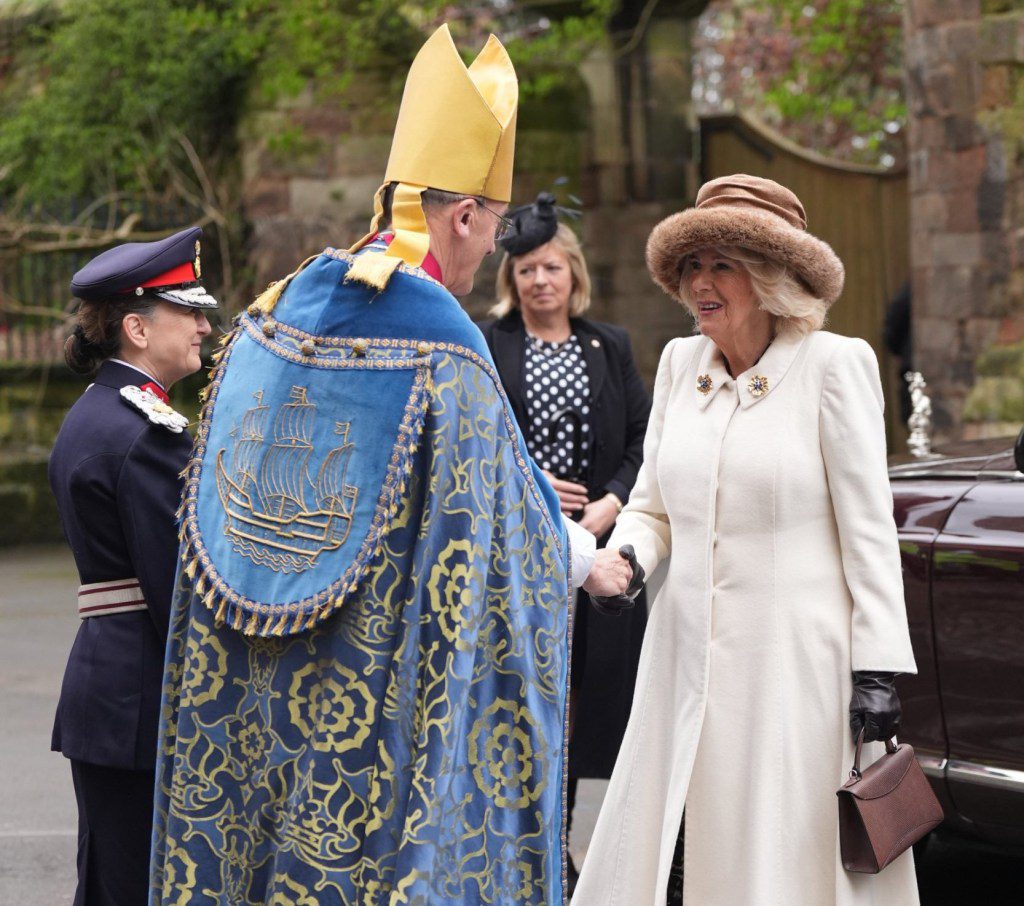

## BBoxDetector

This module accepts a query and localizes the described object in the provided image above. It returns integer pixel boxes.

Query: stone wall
[240,11,701,385]
[904,0,1024,440]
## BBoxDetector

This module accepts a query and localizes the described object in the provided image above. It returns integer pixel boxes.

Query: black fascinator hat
[499,192,573,256]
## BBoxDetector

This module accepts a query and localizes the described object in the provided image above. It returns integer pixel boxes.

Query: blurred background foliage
[694,0,906,168]
[0,0,614,206]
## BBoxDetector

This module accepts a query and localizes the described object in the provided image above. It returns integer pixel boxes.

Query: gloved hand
[590,545,645,616]
[849,671,902,743]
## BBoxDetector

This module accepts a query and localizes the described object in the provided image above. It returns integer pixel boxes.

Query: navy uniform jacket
[49,360,192,770]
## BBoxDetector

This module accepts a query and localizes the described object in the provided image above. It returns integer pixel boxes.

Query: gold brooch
[747,374,769,397]
[696,374,713,395]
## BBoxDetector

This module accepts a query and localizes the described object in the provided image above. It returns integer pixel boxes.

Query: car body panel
[932,479,1024,844]
[889,435,1024,850]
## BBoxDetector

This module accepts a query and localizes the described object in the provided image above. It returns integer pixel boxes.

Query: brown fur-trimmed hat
[646,174,845,305]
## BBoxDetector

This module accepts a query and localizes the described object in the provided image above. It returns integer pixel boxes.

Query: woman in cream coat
[574,175,919,906]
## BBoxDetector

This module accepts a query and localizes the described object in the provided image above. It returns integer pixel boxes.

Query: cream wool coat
[572,330,919,906]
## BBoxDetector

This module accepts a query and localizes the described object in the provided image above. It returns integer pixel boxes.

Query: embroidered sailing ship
[215,387,359,572]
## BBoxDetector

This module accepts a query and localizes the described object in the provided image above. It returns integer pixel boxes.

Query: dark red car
[891,432,1024,849]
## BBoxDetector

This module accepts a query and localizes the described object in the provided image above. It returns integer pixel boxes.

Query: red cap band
[121,261,197,293]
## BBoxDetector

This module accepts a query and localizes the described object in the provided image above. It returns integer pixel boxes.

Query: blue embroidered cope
[151,249,572,905]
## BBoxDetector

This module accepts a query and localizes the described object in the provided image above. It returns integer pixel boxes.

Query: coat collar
[571,317,608,402]
[490,312,608,407]
[693,329,806,411]
[93,359,157,392]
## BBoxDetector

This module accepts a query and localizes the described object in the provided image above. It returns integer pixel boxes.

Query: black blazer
[48,360,192,770]
[480,311,651,505]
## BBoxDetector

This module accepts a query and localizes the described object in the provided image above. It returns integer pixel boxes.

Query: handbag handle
[849,728,899,779]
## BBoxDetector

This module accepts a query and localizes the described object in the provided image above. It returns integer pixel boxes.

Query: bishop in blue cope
[150,24,635,906]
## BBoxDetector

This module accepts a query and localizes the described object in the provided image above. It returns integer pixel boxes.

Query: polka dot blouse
[522,331,591,478]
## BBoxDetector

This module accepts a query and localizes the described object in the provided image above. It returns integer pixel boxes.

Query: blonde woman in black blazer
[480,195,650,891]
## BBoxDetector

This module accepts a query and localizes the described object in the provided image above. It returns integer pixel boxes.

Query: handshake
[582,544,646,615]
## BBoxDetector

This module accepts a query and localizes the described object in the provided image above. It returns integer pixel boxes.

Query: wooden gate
[700,113,909,449]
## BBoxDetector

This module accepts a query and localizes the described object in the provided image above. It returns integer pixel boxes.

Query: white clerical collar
[110,359,165,390]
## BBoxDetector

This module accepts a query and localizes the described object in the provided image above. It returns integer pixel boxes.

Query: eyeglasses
[473,199,514,240]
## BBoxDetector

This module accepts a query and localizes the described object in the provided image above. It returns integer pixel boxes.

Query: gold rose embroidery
[288,659,375,754]
[427,538,486,652]
[161,840,199,906]
[469,698,547,808]
[181,623,229,707]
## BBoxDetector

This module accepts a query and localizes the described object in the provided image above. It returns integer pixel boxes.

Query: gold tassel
[244,612,260,635]
[214,595,228,622]
[232,607,244,630]
[184,557,198,580]
[252,280,284,314]
[253,255,318,315]
[343,252,402,291]
[303,610,320,630]
[291,610,305,633]
[272,613,289,636]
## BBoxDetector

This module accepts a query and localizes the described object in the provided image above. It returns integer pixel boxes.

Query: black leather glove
[590,545,646,616]
[849,671,902,743]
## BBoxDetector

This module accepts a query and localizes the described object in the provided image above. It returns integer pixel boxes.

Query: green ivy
[0,1,614,205]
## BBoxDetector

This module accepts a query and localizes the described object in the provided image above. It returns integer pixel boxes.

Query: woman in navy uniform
[480,195,651,893]
[49,226,217,905]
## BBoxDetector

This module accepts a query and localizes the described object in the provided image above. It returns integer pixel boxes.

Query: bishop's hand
[584,545,645,615]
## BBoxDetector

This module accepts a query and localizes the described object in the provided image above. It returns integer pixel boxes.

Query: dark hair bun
[64,324,106,374]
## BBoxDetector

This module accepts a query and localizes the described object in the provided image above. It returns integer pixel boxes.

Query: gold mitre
[346,24,518,290]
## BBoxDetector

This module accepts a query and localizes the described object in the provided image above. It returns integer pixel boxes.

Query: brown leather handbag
[836,730,944,873]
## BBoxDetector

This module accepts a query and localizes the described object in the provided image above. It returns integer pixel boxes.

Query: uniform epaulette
[120,385,189,433]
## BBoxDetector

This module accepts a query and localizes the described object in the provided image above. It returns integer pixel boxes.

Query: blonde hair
[677,246,827,335]
[491,223,592,318]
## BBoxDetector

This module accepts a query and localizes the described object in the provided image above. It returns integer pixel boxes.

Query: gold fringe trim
[244,612,260,635]
[271,613,290,636]
[214,596,228,622]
